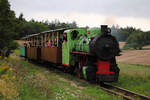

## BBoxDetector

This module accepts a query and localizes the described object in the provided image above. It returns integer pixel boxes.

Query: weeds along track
[100,83,150,100]
[27,59,150,100]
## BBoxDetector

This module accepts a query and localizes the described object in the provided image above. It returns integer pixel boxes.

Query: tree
[111,25,127,41]
[124,30,150,50]
[18,13,25,21]
[18,21,49,37]
[0,0,18,57]
[69,21,78,28]
[13,13,26,39]
[47,20,78,30]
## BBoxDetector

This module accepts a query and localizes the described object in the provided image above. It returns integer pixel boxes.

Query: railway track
[100,83,150,100]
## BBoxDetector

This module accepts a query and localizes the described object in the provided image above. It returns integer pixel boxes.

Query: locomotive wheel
[73,62,83,79]
[78,62,84,79]
[99,82,104,86]
[86,65,96,83]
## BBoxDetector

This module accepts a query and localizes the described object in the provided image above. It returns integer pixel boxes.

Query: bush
[124,31,146,50]
[123,43,142,50]
[0,41,19,58]
[8,41,19,50]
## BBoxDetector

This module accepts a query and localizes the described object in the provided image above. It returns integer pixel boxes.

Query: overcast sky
[9,0,150,31]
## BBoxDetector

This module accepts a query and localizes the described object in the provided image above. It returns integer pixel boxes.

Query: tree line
[111,25,150,49]
[0,0,77,57]
[16,14,78,38]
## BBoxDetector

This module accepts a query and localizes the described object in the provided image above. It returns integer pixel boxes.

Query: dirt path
[16,40,25,46]
[119,42,126,49]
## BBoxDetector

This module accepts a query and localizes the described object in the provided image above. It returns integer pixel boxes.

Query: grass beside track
[111,62,150,97]
[0,51,121,100]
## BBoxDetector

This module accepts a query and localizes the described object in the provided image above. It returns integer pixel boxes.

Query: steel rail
[100,83,150,100]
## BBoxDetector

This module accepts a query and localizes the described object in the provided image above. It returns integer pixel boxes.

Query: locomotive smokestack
[101,25,111,35]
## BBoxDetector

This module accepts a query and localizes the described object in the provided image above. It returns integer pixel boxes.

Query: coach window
[48,33,52,47]
[36,36,38,47]
[42,35,45,47]
[57,33,63,47]
[33,37,35,47]
[71,30,78,40]
[39,36,42,47]
[32,38,34,47]
[29,38,31,47]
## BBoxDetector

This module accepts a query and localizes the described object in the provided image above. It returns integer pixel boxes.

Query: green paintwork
[62,28,101,66]
[62,28,87,66]
[75,28,101,52]
[20,46,26,57]
[83,66,87,79]
[87,28,101,38]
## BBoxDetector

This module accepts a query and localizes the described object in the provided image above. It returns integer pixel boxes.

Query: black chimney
[101,25,111,35]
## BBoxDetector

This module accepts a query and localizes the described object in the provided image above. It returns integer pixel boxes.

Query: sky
[9,0,150,31]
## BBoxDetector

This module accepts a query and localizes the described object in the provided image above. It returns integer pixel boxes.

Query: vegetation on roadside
[0,51,121,100]
[111,62,150,97]
[1,50,150,100]
[0,57,18,100]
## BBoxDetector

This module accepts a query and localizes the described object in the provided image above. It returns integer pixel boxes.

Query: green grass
[111,62,150,97]
[83,86,121,100]
[0,54,122,100]
[1,49,150,99]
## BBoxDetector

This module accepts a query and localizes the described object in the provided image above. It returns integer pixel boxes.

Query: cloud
[9,0,150,31]
[10,0,150,18]
[23,12,150,31]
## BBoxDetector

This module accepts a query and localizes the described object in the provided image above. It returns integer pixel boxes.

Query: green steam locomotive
[20,25,120,83]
